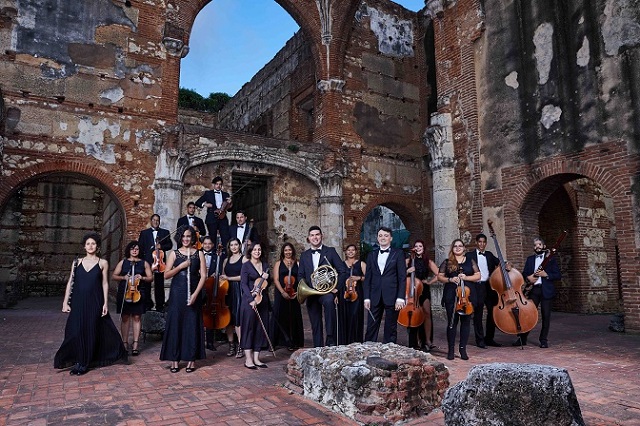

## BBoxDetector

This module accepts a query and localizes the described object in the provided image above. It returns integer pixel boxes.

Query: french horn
[297,263,339,305]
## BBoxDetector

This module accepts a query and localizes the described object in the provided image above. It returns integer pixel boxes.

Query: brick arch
[347,195,425,247]
[0,161,134,219]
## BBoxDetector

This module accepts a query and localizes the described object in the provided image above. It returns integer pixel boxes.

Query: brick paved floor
[1,298,639,425]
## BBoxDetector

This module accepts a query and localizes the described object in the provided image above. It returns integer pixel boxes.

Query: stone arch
[502,159,635,318]
[0,161,134,216]
[352,195,426,248]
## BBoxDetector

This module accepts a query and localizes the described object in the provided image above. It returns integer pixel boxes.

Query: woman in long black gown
[54,233,128,375]
[271,243,304,350]
[160,226,207,373]
[340,244,366,344]
[406,240,439,351]
[239,243,270,369]
[437,239,480,361]
[112,240,152,356]
[220,237,244,357]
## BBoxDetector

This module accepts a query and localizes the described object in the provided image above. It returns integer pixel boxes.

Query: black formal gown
[440,257,479,350]
[239,261,269,352]
[54,261,128,371]
[115,259,147,316]
[271,261,304,349]
[339,260,365,344]
[408,256,435,348]
[224,257,243,327]
[159,251,206,362]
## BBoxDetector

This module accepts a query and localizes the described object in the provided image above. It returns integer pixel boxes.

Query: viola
[214,196,232,220]
[454,274,473,316]
[283,261,296,299]
[343,265,358,302]
[151,236,165,273]
[398,250,425,328]
[193,226,203,251]
[251,268,270,304]
[124,261,141,303]
[487,219,538,335]
[203,239,231,330]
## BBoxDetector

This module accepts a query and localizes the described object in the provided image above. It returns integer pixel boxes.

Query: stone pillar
[318,172,344,249]
[423,112,459,264]
[153,149,188,234]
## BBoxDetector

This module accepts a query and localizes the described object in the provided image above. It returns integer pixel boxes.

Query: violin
[124,261,141,303]
[343,265,358,302]
[487,220,538,334]
[151,236,165,273]
[398,250,425,327]
[251,268,270,304]
[283,261,296,299]
[454,270,474,316]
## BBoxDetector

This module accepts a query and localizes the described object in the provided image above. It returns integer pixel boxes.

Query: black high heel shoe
[459,347,469,360]
[131,340,140,356]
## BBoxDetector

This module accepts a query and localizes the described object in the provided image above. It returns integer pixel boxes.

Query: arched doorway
[361,205,410,256]
[0,173,126,305]
[520,174,620,315]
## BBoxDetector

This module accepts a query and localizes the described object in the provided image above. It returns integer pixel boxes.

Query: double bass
[487,220,538,335]
[397,250,425,328]
[203,239,231,330]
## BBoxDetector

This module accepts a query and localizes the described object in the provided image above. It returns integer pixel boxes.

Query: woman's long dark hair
[279,242,297,262]
[124,240,140,258]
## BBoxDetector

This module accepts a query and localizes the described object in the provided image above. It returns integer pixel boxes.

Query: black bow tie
[311,249,320,255]
[152,228,158,232]
[214,190,221,194]
[537,254,544,259]
[203,252,212,256]
[478,252,485,256]
[238,225,244,228]
[379,249,390,254]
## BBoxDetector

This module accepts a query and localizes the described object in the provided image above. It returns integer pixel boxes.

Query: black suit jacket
[229,223,260,245]
[195,190,231,223]
[467,249,500,281]
[523,254,561,299]
[176,215,206,234]
[298,245,347,291]
[363,248,407,305]
[138,227,173,266]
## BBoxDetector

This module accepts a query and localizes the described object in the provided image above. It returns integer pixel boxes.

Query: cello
[397,250,425,328]
[203,239,231,330]
[487,220,538,335]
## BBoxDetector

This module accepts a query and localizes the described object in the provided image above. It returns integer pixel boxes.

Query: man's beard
[534,248,545,255]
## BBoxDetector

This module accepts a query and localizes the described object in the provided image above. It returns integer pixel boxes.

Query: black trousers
[206,218,230,247]
[445,300,471,349]
[365,300,399,344]
[306,293,337,347]
[518,285,552,344]
[484,281,499,342]
[471,281,487,345]
[153,271,165,311]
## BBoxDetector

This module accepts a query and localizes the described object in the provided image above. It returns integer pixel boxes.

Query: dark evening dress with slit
[54,260,128,372]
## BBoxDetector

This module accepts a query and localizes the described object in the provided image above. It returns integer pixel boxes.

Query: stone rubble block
[442,363,585,426]
[286,342,449,425]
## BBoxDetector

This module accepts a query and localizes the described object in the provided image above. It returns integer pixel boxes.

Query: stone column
[423,112,459,264]
[153,149,188,235]
[318,172,344,249]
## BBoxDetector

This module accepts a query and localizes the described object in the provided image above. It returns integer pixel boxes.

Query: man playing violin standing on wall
[196,176,232,247]
[138,214,173,311]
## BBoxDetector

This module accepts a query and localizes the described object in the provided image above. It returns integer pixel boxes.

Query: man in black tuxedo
[515,237,561,348]
[138,214,173,311]
[229,210,259,254]
[195,176,232,246]
[176,202,206,238]
[363,227,407,344]
[201,235,223,350]
[467,233,501,348]
[297,226,347,347]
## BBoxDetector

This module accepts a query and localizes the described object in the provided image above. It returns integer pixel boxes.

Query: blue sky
[179,0,426,97]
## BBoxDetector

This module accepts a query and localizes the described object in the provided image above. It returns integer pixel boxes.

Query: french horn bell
[297,264,338,305]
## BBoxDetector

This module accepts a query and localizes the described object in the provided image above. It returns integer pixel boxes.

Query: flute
[186,248,191,305]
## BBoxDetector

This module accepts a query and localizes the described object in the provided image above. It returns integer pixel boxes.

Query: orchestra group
[54,176,562,375]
